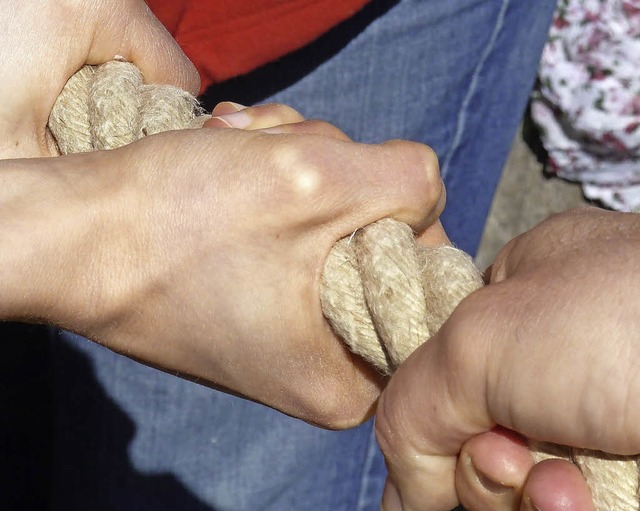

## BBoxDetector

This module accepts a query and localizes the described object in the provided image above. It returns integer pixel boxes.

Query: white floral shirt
[531,0,640,211]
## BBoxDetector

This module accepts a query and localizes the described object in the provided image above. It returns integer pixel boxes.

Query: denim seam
[355,423,381,511]
[440,0,510,179]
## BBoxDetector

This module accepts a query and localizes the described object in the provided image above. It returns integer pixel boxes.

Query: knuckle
[381,140,443,226]
[390,139,440,187]
[413,143,442,206]
[289,164,324,201]
[270,140,326,201]
[391,140,440,181]
[419,143,440,175]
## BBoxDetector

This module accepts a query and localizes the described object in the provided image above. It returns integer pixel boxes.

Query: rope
[48,60,638,511]
[49,59,208,153]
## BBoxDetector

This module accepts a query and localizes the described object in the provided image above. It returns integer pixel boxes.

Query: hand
[454,427,595,511]
[375,207,640,510]
[1,104,444,428]
[0,0,198,158]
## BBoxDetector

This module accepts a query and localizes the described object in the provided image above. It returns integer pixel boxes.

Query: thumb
[87,0,200,95]
[375,292,496,511]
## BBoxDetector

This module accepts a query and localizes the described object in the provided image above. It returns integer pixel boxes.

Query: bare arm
[0,122,443,427]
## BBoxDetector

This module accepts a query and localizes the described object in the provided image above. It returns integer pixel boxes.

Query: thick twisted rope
[48,60,638,511]
[48,59,209,152]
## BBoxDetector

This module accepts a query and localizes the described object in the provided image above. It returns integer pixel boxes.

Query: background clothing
[45,1,556,509]
[531,0,640,212]
[145,0,371,93]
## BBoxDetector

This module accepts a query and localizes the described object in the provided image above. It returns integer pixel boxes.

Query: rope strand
[48,60,639,511]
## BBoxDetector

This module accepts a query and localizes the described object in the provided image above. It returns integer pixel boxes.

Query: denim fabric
[49,1,556,509]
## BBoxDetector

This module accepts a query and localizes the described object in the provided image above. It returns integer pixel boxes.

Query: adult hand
[375,207,640,510]
[0,0,198,158]
[1,104,443,428]
[0,1,443,429]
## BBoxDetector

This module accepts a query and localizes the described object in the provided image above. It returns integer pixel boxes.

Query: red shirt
[146,0,371,93]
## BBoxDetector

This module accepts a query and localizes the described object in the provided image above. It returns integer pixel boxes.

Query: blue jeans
[49,1,556,509]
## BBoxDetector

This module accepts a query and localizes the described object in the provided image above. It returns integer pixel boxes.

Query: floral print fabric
[531,0,640,211]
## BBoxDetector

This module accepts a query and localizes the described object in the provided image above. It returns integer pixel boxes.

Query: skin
[1,1,619,508]
[376,207,640,511]
[0,0,199,158]
[0,1,443,428]
[211,104,602,511]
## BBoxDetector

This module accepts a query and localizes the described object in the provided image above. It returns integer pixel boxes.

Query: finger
[260,120,352,141]
[380,459,458,511]
[489,207,631,284]
[375,355,476,511]
[325,139,443,234]
[456,427,534,511]
[485,235,520,284]
[481,264,494,284]
[521,459,596,511]
[210,101,247,117]
[200,128,441,236]
[374,292,497,511]
[416,220,450,246]
[88,0,201,95]
[245,132,443,238]
[205,103,306,130]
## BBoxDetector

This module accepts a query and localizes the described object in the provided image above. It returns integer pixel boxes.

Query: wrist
[0,151,123,332]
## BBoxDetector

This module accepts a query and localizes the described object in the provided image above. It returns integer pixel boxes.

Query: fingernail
[211,110,251,129]
[381,481,403,511]
[470,458,512,495]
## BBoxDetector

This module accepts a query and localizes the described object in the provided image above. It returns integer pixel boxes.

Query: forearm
[0,122,444,425]
[0,152,116,330]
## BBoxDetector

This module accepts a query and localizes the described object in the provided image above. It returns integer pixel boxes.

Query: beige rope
[48,60,639,511]
[49,59,209,153]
